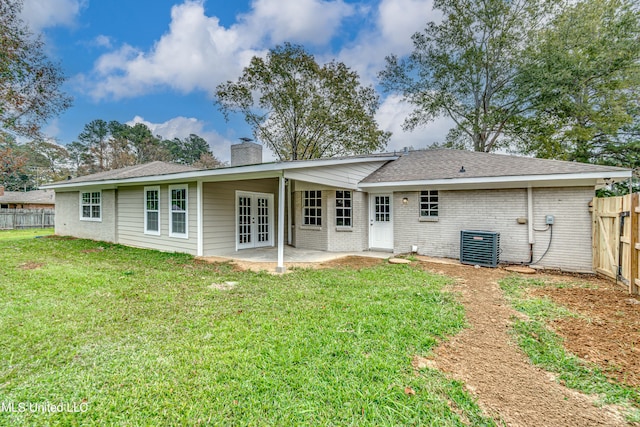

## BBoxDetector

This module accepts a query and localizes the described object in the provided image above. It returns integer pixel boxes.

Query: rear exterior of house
[45,148,631,273]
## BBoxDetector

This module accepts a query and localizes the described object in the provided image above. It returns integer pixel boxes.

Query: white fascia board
[358,170,632,191]
[42,156,398,190]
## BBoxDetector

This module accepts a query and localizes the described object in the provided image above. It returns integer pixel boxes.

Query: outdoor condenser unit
[460,230,500,268]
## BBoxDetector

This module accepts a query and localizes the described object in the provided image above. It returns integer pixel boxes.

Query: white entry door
[236,191,274,250]
[369,194,393,250]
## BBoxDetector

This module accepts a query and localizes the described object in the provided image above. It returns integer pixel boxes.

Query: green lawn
[0,232,493,426]
[0,228,53,241]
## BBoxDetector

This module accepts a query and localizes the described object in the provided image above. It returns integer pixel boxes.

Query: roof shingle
[59,161,198,184]
[361,149,629,183]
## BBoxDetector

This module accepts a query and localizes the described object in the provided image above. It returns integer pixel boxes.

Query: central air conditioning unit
[460,230,500,267]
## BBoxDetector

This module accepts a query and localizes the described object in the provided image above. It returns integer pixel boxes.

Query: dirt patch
[531,281,640,388]
[319,256,385,269]
[417,261,628,426]
[18,261,44,270]
[81,247,104,253]
[198,255,386,273]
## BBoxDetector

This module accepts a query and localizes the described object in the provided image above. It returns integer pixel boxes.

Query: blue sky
[21,0,452,162]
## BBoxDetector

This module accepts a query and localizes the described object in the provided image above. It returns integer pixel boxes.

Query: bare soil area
[531,280,640,388]
[417,260,630,426]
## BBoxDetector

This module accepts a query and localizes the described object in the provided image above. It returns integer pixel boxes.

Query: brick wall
[393,187,594,272]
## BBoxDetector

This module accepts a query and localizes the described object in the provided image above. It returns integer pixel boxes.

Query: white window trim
[335,190,353,229]
[169,184,189,239]
[302,190,322,227]
[420,190,439,219]
[144,186,161,236]
[79,190,102,222]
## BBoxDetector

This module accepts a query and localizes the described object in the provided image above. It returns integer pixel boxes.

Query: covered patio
[197,246,393,271]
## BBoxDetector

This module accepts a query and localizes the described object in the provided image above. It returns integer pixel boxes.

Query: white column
[276,174,286,273]
[197,180,203,257]
[287,178,292,245]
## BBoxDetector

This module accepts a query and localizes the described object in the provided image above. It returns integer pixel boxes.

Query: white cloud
[85,1,264,100]
[239,0,354,46]
[127,116,235,162]
[20,0,84,32]
[93,35,113,49]
[376,94,453,152]
[335,0,436,84]
[83,0,356,100]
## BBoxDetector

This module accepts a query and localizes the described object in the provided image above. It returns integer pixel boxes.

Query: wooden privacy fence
[591,193,639,294]
[0,209,55,230]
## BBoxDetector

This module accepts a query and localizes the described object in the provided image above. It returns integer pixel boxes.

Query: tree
[78,119,110,172]
[515,0,640,164]
[25,139,70,185]
[215,43,390,160]
[0,132,28,190]
[164,134,212,165]
[379,0,557,152]
[0,0,72,138]
[192,152,224,169]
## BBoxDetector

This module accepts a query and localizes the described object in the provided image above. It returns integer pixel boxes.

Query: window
[80,191,101,221]
[169,185,188,238]
[335,190,352,227]
[303,190,322,226]
[420,190,439,218]
[144,186,160,235]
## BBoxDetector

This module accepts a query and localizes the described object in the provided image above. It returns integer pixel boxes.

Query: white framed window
[80,191,101,221]
[303,190,322,226]
[144,186,160,235]
[169,185,188,238]
[420,190,439,218]
[336,190,352,227]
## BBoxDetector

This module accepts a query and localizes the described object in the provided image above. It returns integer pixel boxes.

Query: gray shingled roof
[60,161,198,184]
[361,149,629,183]
[0,189,55,204]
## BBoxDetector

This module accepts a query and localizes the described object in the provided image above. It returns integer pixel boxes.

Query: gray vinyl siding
[54,190,117,242]
[393,187,594,272]
[202,179,279,255]
[285,161,388,189]
[117,183,197,255]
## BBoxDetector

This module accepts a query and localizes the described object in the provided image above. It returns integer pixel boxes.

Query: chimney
[231,138,263,166]
[0,186,4,197]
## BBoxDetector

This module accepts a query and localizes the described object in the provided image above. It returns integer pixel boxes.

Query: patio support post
[197,180,203,256]
[276,174,286,273]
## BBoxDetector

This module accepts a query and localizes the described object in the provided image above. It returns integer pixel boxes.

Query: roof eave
[358,170,633,191]
[42,156,398,190]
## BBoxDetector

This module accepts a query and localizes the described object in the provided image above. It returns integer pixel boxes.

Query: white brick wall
[55,189,117,243]
[292,184,369,252]
[393,187,594,272]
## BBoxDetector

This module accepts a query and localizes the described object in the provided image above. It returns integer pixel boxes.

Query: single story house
[43,143,631,272]
[0,186,55,209]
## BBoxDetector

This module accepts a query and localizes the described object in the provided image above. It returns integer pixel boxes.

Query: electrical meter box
[545,215,555,225]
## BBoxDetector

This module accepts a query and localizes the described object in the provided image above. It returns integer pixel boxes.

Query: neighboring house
[0,187,55,209]
[42,143,631,273]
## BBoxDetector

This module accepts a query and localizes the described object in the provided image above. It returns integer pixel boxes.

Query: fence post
[631,193,639,294]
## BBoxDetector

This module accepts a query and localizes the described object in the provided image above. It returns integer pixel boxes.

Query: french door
[236,191,274,249]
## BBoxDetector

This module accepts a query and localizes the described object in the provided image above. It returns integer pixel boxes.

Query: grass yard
[0,232,493,426]
[0,228,53,241]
